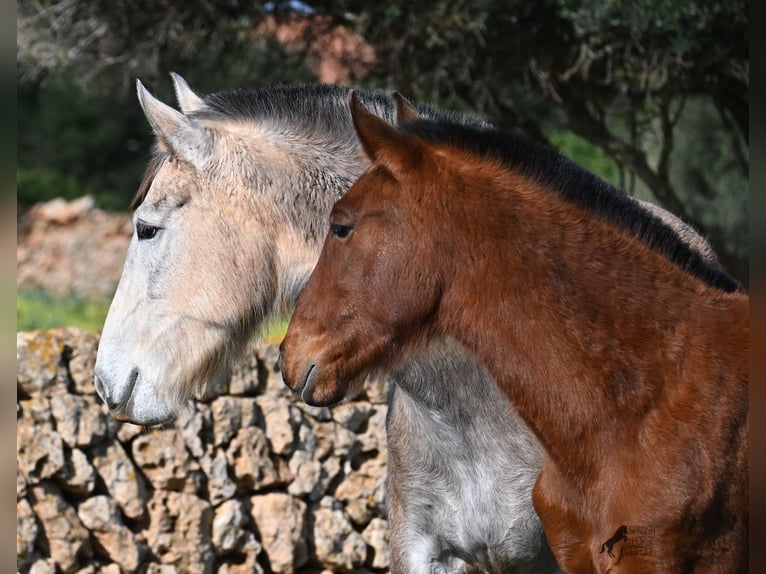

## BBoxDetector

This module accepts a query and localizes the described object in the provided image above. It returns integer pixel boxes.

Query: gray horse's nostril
[94,368,139,412]
[94,372,107,402]
[95,377,119,410]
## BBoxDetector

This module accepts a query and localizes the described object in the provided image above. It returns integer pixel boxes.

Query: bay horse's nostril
[277,344,285,374]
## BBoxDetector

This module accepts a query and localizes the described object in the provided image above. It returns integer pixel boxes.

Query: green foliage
[548,130,620,187]
[16,167,84,206]
[17,75,151,211]
[260,314,291,343]
[17,289,112,332]
[17,288,293,341]
[17,36,315,212]
[669,98,748,259]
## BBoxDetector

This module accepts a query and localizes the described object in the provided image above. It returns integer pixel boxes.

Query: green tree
[308,0,748,282]
[17,0,748,282]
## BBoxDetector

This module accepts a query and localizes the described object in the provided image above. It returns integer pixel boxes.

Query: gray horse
[94,74,718,573]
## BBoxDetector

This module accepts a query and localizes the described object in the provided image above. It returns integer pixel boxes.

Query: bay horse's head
[280,93,448,406]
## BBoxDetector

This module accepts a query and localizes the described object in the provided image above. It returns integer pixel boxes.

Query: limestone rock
[362,518,390,569]
[212,499,260,556]
[311,497,368,572]
[181,405,211,458]
[216,531,264,574]
[29,558,57,574]
[77,495,146,572]
[18,396,52,424]
[145,490,215,574]
[114,420,145,442]
[287,450,341,502]
[256,341,289,395]
[29,195,95,225]
[332,401,373,433]
[132,427,199,491]
[357,406,388,457]
[17,198,131,298]
[363,374,391,405]
[335,458,387,506]
[17,466,27,499]
[17,497,38,571]
[17,416,65,483]
[50,393,108,447]
[54,447,96,496]
[199,447,237,507]
[29,483,91,573]
[64,329,100,395]
[226,426,283,491]
[250,493,308,574]
[90,441,149,521]
[144,564,180,574]
[211,396,261,447]
[256,394,303,456]
[17,330,70,397]
[227,350,265,395]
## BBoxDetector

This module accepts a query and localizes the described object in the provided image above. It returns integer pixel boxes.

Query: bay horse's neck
[435,171,747,478]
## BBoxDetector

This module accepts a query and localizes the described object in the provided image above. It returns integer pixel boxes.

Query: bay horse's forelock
[281,96,748,572]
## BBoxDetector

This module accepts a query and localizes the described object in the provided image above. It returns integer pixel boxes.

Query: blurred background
[17,0,749,333]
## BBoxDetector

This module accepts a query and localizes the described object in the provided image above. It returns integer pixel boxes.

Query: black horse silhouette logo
[599,525,628,558]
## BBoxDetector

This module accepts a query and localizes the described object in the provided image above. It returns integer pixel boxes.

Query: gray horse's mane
[198,84,390,142]
[196,83,488,142]
[132,84,486,210]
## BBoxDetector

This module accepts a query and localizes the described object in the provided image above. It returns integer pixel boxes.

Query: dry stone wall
[17,328,392,574]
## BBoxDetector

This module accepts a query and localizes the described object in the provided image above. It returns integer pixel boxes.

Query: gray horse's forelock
[131,145,167,210]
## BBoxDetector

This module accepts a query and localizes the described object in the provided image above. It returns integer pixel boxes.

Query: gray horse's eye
[135,222,160,241]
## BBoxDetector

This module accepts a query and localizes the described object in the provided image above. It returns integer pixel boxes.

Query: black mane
[402,119,739,293]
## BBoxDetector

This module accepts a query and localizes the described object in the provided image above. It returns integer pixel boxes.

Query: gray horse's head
[94,74,393,425]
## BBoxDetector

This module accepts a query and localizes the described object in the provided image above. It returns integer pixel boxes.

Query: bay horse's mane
[399,117,740,293]
[131,84,482,210]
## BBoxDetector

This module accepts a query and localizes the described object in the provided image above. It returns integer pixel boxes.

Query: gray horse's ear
[170,72,206,115]
[392,91,420,124]
[137,79,213,170]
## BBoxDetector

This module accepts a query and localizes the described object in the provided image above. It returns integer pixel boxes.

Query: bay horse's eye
[135,222,160,241]
[330,223,353,239]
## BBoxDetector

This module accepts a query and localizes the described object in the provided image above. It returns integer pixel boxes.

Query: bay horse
[280,94,748,573]
[94,74,562,572]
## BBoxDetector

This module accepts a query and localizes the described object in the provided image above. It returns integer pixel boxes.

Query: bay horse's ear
[391,91,420,124]
[170,72,206,115]
[137,79,213,170]
[349,91,421,173]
